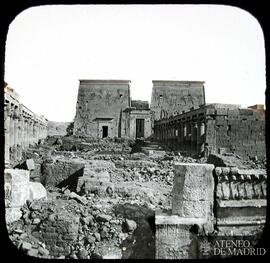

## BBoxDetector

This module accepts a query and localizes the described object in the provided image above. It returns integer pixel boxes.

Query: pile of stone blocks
[38,211,79,257]
[155,163,215,259]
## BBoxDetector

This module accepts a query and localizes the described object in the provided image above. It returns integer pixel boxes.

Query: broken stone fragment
[26,159,35,171]
[27,248,39,257]
[28,182,47,201]
[92,242,122,259]
[123,219,137,233]
[68,192,88,205]
[32,218,41,225]
[86,235,95,244]
[21,241,32,251]
[38,247,50,256]
[96,214,112,223]
[94,232,101,241]
[80,215,94,226]
[77,248,88,259]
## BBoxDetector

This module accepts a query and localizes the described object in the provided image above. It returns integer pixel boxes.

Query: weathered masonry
[123,100,152,139]
[73,80,151,139]
[4,83,48,168]
[154,103,265,159]
[155,163,267,259]
[150,81,205,121]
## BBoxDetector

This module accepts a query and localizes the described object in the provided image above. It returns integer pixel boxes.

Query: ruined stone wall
[206,106,265,159]
[150,81,205,121]
[4,85,48,168]
[73,80,131,138]
[154,104,265,159]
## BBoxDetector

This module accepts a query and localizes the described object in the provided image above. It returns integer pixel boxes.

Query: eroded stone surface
[5,169,30,208]
[171,163,214,233]
[155,211,206,259]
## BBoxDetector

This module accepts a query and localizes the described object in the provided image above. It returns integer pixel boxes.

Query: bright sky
[5,5,266,122]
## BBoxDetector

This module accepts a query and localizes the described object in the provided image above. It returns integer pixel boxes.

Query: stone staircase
[140,140,166,158]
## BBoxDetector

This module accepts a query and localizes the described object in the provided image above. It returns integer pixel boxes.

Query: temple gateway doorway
[102,126,108,138]
[136,119,145,138]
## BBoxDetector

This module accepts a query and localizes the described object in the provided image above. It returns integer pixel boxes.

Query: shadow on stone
[113,203,155,259]
[57,168,84,192]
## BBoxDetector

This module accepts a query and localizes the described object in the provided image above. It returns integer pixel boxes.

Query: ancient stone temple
[73,80,152,139]
[154,103,266,159]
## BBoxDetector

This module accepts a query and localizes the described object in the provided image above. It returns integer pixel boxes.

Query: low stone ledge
[217,199,266,208]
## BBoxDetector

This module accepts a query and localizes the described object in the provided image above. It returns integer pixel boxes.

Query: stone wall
[150,81,205,121]
[73,80,131,138]
[207,105,265,159]
[154,104,265,159]
[4,84,48,167]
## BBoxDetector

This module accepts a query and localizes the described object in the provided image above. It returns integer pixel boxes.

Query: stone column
[186,123,191,152]
[4,103,11,168]
[155,163,215,259]
[9,105,15,149]
[32,120,37,144]
[29,118,34,146]
[17,114,23,161]
[13,111,19,160]
[36,122,40,143]
[24,118,29,149]
[183,123,187,151]
[191,122,198,154]
[172,163,215,231]
[30,118,34,145]
[179,123,183,148]
[197,122,205,154]
[21,117,26,149]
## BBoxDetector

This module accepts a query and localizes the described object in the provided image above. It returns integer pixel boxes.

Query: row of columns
[155,120,205,154]
[4,100,47,168]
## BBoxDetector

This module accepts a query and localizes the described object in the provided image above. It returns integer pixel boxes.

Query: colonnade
[4,90,47,167]
[154,108,207,155]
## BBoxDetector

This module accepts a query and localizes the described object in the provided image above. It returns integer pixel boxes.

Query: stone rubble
[5,135,266,259]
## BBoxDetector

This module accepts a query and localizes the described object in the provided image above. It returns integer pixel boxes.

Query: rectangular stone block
[77,177,113,195]
[4,169,30,208]
[155,211,207,259]
[26,159,35,171]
